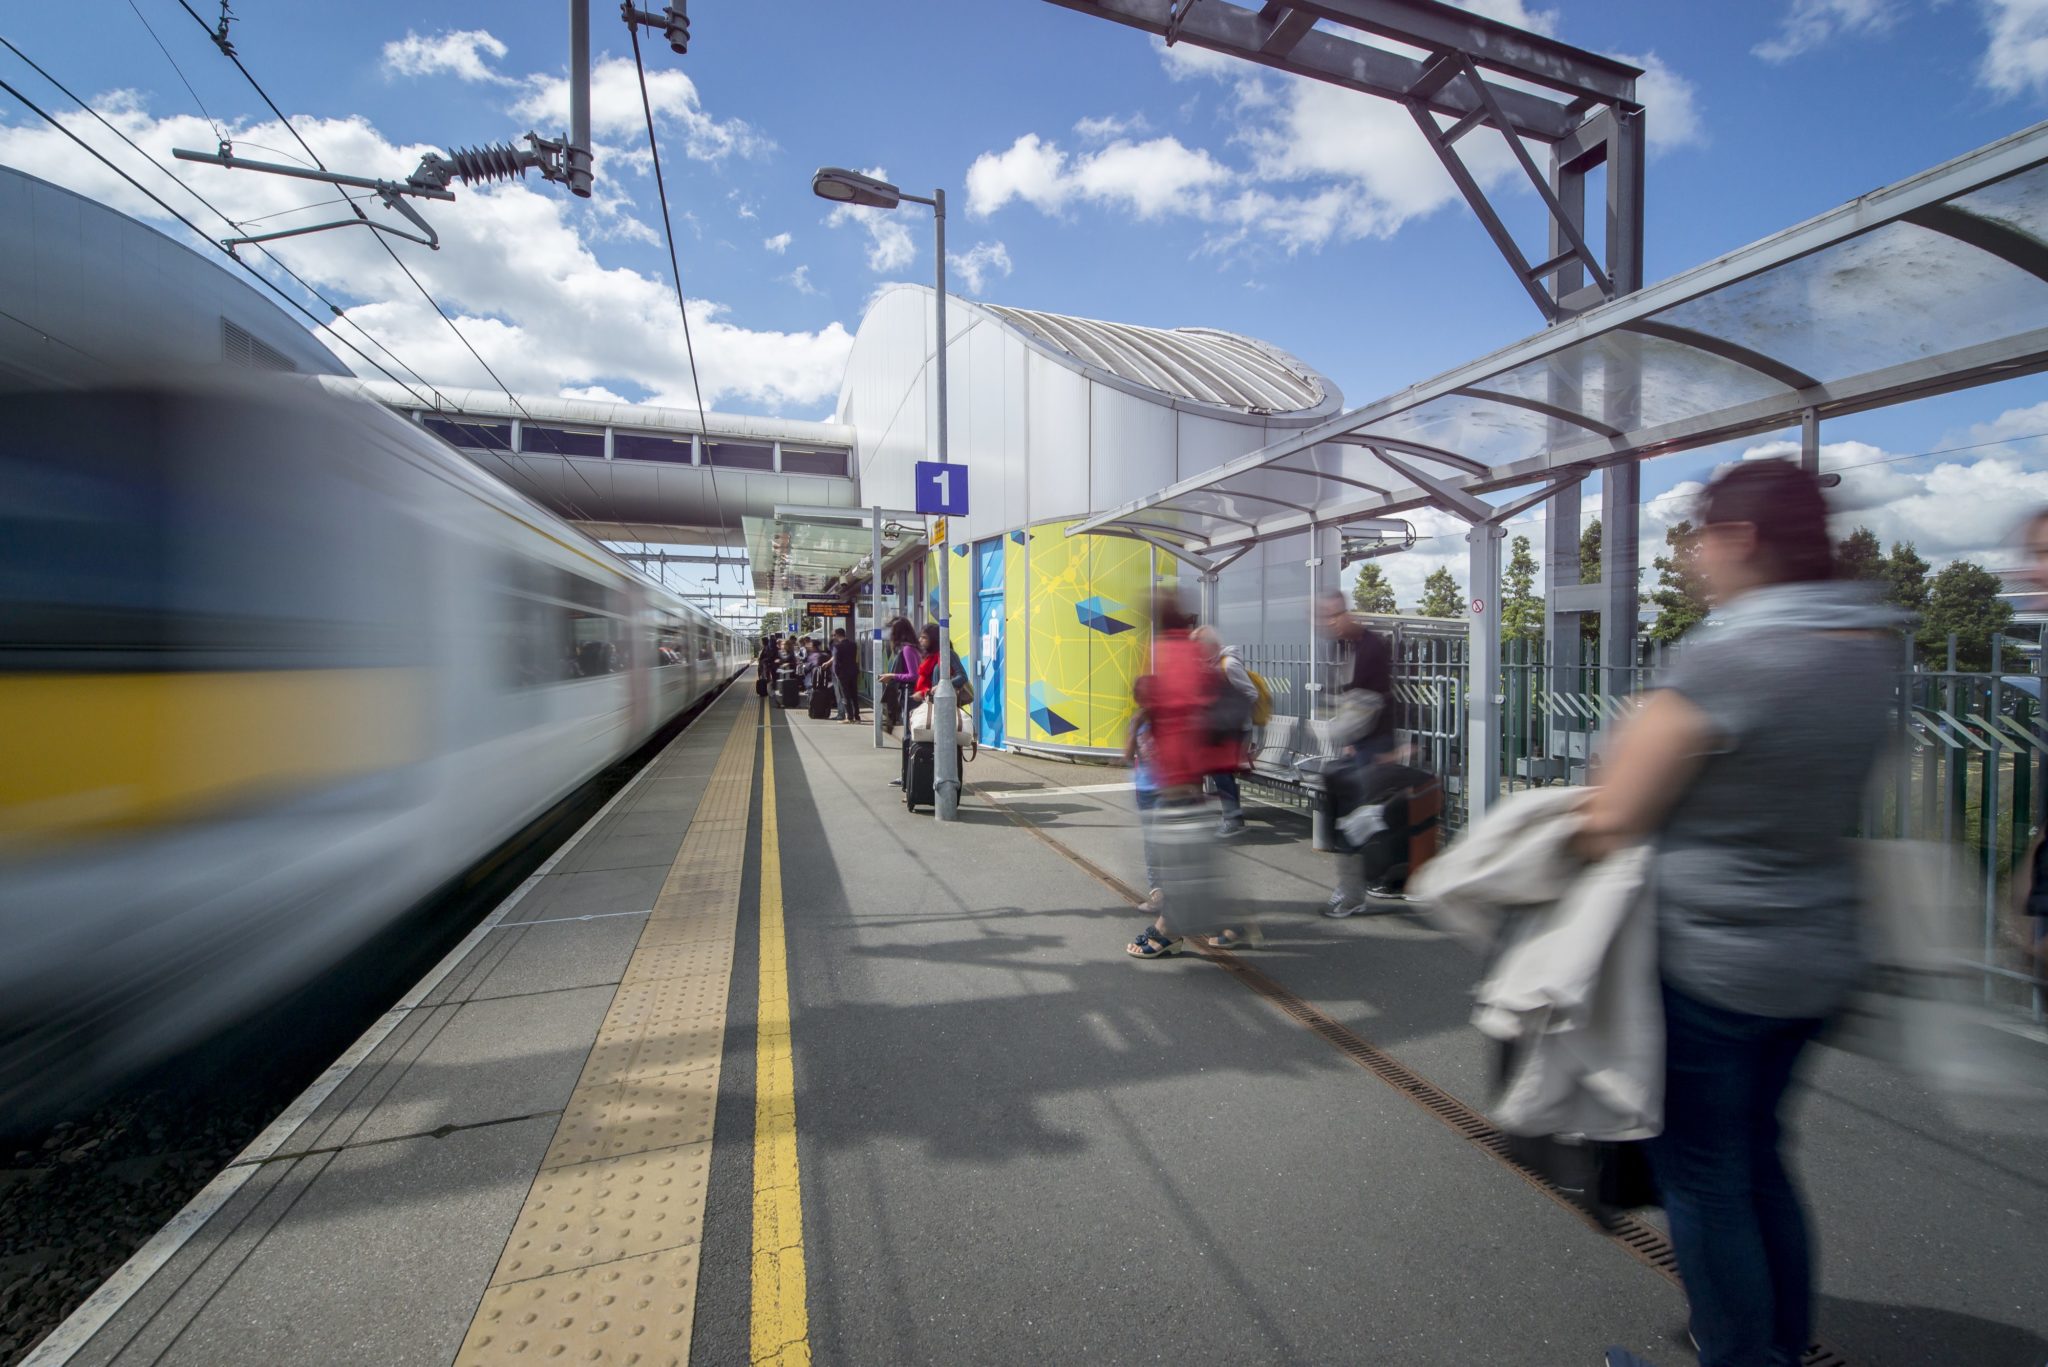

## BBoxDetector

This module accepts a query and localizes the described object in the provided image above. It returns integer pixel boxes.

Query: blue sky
[8,1,2048,605]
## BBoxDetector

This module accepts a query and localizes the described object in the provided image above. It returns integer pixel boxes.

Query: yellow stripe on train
[0,669,425,847]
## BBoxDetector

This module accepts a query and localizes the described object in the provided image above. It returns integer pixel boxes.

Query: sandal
[1126,926,1183,959]
[1208,926,1265,951]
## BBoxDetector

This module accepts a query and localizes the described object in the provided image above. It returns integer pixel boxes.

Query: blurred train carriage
[0,375,743,1120]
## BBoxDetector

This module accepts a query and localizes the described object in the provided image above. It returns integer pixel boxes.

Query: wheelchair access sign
[913,461,969,516]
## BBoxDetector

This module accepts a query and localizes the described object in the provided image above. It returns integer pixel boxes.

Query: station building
[831,283,1351,756]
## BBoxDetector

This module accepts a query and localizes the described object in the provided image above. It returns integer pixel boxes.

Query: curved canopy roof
[1071,121,2048,563]
[983,303,1332,415]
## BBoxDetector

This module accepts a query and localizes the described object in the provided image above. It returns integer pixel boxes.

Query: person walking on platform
[1127,593,1244,959]
[1574,459,1897,1367]
[1194,625,1256,838]
[1316,591,1398,917]
[830,627,862,723]
[756,633,778,699]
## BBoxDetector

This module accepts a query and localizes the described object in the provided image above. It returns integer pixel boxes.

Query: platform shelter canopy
[741,511,927,615]
[1069,122,2048,558]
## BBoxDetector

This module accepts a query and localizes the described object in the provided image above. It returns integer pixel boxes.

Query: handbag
[908,698,973,743]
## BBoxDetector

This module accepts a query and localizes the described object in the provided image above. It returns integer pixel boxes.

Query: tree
[1884,541,1930,617]
[1417,566,1466,619]
[759,611,784,638]
[1351,563,1396,614]
[1499,534,1544,644]
[1647,520,1709,644]
[1919,559,2013,672]
[1836,527,1885,583]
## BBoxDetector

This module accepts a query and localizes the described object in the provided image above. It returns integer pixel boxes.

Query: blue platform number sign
[914,460,969,517]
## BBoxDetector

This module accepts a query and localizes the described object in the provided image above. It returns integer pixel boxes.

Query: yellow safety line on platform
[752,699,811,1366]
[454,699,757,1367]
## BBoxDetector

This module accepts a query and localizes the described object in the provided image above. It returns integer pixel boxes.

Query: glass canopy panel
[1946,161,2048,248]
[1477,328,1794,436]
[1356,393,1560,470]
[1652,219,2048,384]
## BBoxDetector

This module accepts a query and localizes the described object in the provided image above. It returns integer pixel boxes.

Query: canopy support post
[1601,463,1641,683]
[1467,523,1506,823]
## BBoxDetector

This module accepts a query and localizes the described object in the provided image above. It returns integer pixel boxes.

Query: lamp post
[812,167,961,821]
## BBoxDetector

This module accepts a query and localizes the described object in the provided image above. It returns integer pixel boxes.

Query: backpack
[1247,669,1274,727]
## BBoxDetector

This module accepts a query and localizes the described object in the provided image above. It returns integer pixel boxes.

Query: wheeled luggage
[1334,762,1440,893]
[903,740,935,811]
[778,673,801,709]
[808,684,835,719]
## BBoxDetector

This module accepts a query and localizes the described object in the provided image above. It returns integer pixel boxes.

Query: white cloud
[0,96,848,412]
[1733,430,2048,566]
[1754,0,1901,63]
[763,231,792,254]
[512,56,772,161]
[947,241,1013,295]
[1074,113,1151,142]
[383,29,512,83]
[783,264,820,296]
[1980,0,2048,100]
[967,30,1699,255]
[823,168,918,272]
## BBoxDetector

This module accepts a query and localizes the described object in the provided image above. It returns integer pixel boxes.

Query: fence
[1239,628,2048,1020]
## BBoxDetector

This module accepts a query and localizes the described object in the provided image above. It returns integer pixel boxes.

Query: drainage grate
[976,781,1852,1366]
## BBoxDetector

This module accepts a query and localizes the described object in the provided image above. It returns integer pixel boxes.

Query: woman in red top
[910,622,942,701]
[1128,593,1241,959]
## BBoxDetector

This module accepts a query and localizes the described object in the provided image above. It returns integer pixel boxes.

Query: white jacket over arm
[1410,788,1662,1142]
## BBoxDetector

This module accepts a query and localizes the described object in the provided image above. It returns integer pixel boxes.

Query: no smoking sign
[1471,597,1486,615]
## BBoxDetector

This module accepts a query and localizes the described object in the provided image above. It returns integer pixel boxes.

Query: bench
[1243,717,1347,849]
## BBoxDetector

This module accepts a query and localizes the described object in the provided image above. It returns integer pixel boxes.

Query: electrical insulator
[663,2,690,53]
[444,143,534,186]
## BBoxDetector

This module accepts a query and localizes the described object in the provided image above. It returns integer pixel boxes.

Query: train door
[974,537,1004,750]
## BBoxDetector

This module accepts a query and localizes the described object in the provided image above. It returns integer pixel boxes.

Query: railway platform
[27,681,2048,1367]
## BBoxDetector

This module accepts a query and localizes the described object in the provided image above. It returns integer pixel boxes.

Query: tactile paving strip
[456,700,758,1366]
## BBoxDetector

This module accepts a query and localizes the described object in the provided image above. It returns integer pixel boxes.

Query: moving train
[0,373,746,1121]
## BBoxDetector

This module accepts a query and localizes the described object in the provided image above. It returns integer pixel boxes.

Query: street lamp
[811,165,962,821]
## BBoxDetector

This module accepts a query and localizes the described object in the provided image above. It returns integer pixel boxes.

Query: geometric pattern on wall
[1075,596,1135,636]
[1026,681,1079,737]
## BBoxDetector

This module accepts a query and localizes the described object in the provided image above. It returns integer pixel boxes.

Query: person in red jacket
[1127,592,1243,959]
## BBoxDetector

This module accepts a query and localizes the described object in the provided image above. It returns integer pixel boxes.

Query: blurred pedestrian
[1125,676,1165,909]
[1575,459,1897,1367]
[1316,591,1398,916]
[1193,625,1256,838]
[755,633,777,698]
[2017,509,2048,978]
[1127,592,1244,959]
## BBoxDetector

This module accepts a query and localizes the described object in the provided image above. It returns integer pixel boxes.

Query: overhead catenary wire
[163,3,618,529]
[0,36,450,410]
[626,18,734,587]
[126,0,225,146]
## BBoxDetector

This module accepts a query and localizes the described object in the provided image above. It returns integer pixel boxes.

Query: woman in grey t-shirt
[1579,460,1896,1367]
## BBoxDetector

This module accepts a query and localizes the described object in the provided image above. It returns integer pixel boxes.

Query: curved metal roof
[983,303,1330,415]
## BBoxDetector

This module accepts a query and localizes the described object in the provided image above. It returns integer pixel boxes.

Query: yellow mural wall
[1016,521,1162,751]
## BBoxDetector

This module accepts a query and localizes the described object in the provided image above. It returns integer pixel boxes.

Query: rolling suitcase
[903,740,935,812]
[778,673,801,709]
[807,684,834,719]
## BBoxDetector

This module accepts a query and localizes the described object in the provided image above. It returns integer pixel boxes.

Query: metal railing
[1236,629,2048,1020]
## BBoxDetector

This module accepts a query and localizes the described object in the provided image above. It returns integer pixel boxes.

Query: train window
[612,431,695,463]
[421,416,513,451]
[520,424,606,458]
[704,441,774,471]
[779,447,848,478]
